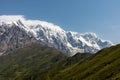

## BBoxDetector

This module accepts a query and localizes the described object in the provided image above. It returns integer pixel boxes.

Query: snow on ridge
[0,15,63,32]
[81,32,98,38]
[0,15,25,25]
[0,15,113,55]
[0,15,100,37]
[25,20,63,31]
[100,39,113,45]
[0,15,65,38]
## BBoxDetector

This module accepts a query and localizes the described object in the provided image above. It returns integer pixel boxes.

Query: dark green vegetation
[0,43,67,80]
[0,44,120,80]
[52,44,120,80]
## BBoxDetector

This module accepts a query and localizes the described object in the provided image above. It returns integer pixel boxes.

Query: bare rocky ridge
[0,24,37,55]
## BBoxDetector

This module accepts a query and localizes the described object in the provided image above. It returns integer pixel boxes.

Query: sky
[0,0,120,43]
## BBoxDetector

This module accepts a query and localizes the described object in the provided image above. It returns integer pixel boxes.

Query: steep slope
[0,43,67,80]
[52,44,120,80]
[37,53,92,80]
[0,43,120,80]
[0,24,37,55]
[0,15,112,55]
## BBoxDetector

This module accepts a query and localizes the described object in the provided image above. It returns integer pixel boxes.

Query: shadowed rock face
[0,24,37,55]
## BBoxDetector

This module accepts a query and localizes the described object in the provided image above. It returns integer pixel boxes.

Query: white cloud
[0,15,63,31]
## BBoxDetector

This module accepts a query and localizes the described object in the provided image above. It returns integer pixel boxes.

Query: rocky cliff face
[0,24,37,55]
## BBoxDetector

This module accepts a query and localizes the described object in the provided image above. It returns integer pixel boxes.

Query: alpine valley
[0,15,112,56]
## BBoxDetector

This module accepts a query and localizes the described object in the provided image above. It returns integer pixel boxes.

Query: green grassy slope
[53,44,120,80]
[1,43,119,80]
[0,43,91,80]
[0,43,67,80]
[37,53,92,80]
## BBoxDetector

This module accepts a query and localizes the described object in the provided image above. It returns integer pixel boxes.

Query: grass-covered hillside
[0,43,120,80]
[0,43,67,80]
[52,44,120,80]
[0,43,91,80]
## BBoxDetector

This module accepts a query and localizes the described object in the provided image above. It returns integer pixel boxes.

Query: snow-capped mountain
[0,15,113,56]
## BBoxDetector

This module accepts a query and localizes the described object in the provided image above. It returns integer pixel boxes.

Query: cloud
[0,15,64,32]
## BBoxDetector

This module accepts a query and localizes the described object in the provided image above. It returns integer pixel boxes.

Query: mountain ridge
[0,15,113,55]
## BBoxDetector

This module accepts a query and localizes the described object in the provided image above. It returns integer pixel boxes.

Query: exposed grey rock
[0,24,37,55]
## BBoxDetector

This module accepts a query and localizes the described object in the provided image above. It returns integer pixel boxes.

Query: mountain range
[0,15,113,55]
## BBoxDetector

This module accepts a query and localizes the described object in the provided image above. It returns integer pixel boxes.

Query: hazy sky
[0,0,120,43]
